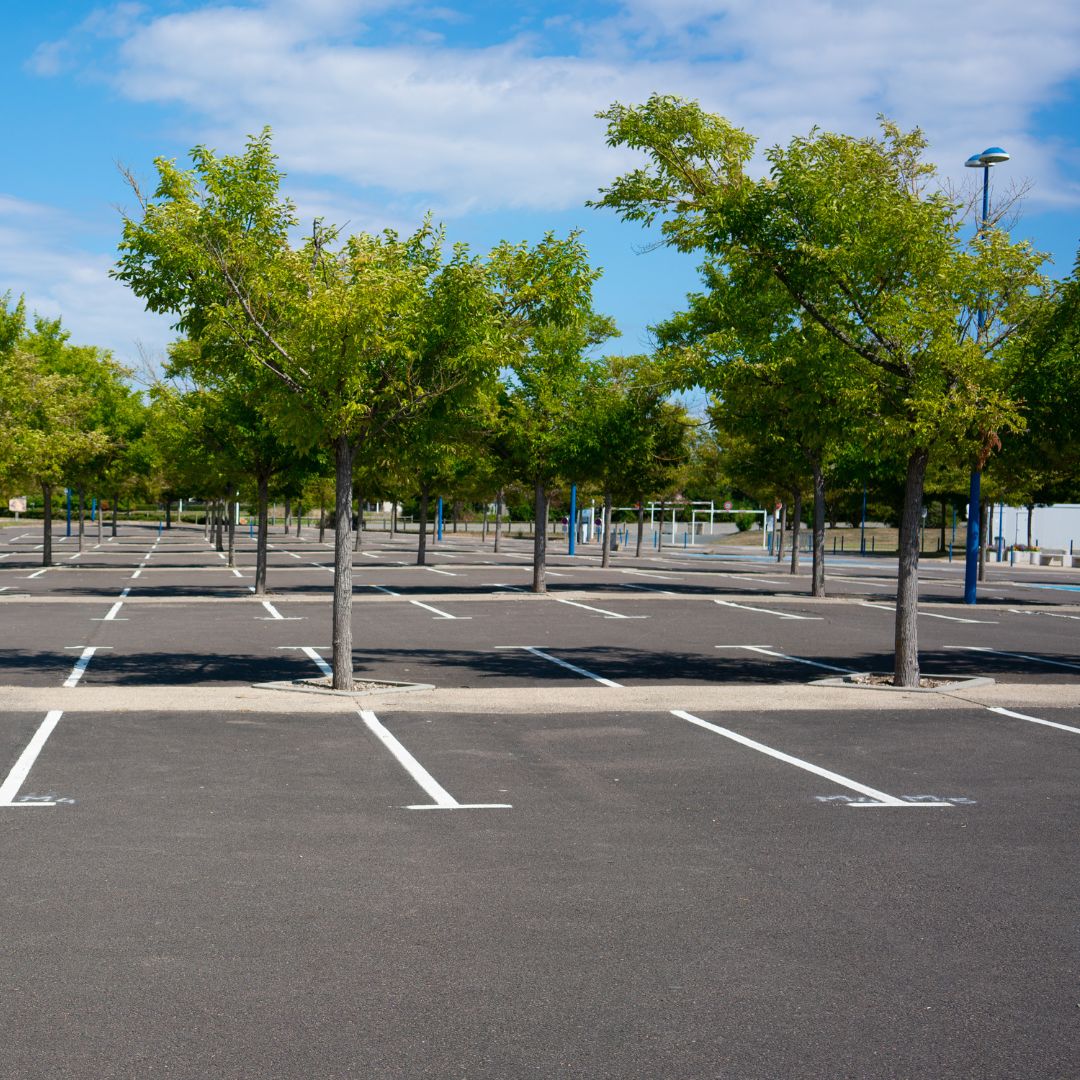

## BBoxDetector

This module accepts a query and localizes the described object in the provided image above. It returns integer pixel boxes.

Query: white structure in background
[997,504,1080,551]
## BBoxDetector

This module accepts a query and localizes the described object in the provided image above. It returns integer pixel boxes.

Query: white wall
[996,504,1080,551]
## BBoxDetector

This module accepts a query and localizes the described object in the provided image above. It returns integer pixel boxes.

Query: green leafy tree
[489,232,617,592]
[594,97,1047,685]
[115,132,502,687]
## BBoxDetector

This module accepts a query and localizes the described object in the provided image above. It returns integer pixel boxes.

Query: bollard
[1010,547,1015,566]
[872,537,875,552]
[158,520,162,536]
[683,531,688,548]
[841,536,845,552]
[249,520,254,539]
[948,543,952,563]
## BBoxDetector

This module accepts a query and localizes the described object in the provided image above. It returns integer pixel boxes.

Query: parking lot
[2,522,1078,1078]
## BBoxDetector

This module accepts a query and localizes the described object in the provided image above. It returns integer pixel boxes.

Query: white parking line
[943,645,1080,671]
[422,566,457,576]
[232,568,244,577]
[297,647,332,676]
[987,706,1080,735]
[620,569,678,580]
[715,600,822,621]
[93,600,127,622]
[1008,608,1080,622]
[28,568,48,579]
[259,600,303,621]
[831,575,892,589]
[553,597,647,620]
[63,646,112,687]
[621,583,677,595]
[410,600,470,620]
[857,601,996,624]
[671,710,953,807]
[358,709,512,810]
[715,645,856,673]
[368,584,401,596]
[0,553,10,560]
[494,645,623,687]
[66,552,81,561]
[0,711,64,807]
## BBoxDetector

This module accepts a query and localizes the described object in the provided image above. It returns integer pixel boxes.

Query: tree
[594,97,1046,685]
[0,299,112,564]
[489,232,617,592]
[571,354,688,565]
[997,249,1080,507]
[115,132,502,687]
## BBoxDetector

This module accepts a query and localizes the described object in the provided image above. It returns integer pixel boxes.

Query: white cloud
[0,196,175,374]
[28,0,1080,216]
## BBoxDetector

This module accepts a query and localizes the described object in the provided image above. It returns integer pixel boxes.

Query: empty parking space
[2,700,1078,1077]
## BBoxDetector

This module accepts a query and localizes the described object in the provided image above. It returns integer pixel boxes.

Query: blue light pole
[568,484,577,556]
[962,145,1009,605]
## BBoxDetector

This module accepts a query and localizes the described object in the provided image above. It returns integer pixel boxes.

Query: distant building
[995,504,1080,550]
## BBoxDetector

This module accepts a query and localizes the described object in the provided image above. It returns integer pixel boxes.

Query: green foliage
[594,96,1046,464]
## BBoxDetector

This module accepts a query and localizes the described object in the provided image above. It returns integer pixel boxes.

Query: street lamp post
[962,145,1009,605]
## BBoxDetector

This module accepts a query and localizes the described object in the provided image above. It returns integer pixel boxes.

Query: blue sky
[3,0,1080,382]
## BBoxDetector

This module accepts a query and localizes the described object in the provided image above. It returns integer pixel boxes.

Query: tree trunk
[42,483,53,566]
[776,502,786,562]
[97,496,103,545]
[811,462,825,597]
[636,503,644,557]
[894,448,930,687]
[452,500,459,533]
[978,500,989,581]
[391,499,398,537]
[112,492,118,538]
[657,499,665,551]
[319,502,326,545]
[215,501,224,552]
[1026,504,1034,549]
[284,496,291,534]
[296,504,302,538]
[354,492,363,552]
[417,489,430,566]
[78,488,85,553]
[532,479,547,593]
[601,490,613,568]
[227,499,236,569]
[940,499,947,555]
[790,490,802,575]
[494,490,503,554]
[331,435,355,689]
[255,475,269,595]
[165,498,172,530]
[482,505,488,541]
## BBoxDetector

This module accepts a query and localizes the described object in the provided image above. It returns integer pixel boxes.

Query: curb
[252,678,436,698]
[810,673,996,693]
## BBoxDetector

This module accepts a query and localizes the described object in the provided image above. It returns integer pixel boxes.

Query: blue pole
[436,497,443,542]
[964,470,980,604]
[569,484,576,556]
[997,501,1004,561]
[860,484,867,555]
[91,497,97,523]
[964,164,991,605]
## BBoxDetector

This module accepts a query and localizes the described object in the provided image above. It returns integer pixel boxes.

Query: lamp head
[964,153,984,168]
[979,146,1010,165]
